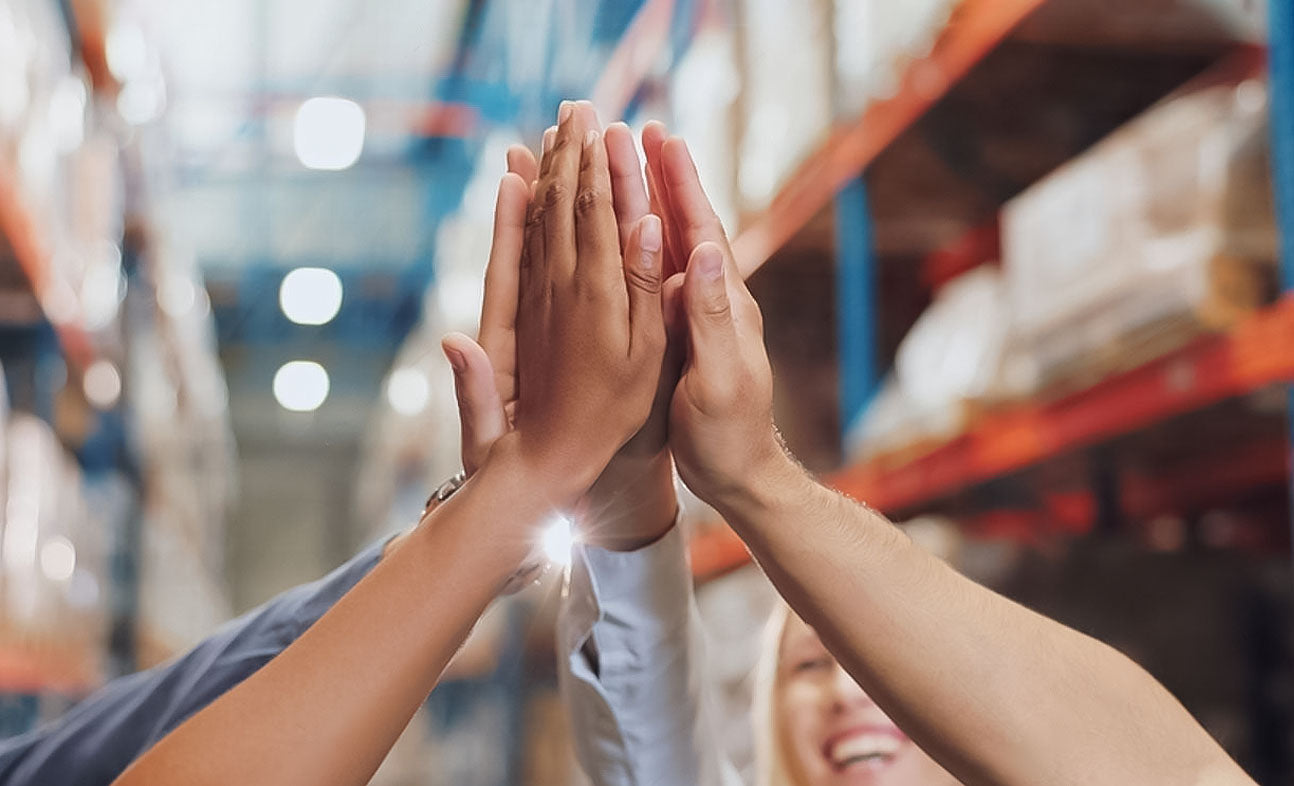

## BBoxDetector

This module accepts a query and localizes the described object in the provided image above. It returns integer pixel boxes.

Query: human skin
[777,612,957,786]
[653,132,1255,786]
[112,103,665,786]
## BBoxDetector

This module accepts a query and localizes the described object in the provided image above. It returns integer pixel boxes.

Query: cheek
[778,683,830,777]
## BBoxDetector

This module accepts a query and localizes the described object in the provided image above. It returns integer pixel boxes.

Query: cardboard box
[1002,78,1278,390]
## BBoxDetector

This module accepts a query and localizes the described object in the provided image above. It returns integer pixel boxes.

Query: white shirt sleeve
[557,523,744,786]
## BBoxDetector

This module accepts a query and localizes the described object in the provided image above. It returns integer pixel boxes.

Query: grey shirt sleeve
[0,538,386,786]
[557,524,743,786]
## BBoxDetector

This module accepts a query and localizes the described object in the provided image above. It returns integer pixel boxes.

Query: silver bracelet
[425,470,549,596]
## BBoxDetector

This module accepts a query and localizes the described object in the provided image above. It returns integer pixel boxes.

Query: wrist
[579,451,678,551]
[707,441,811,527]
[486,432,595,510]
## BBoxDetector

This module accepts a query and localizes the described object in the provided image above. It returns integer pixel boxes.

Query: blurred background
[0,0,1292,782]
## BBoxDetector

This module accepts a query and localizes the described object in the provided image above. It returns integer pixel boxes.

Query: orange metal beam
[591,0,676,120]
[731,0,1047,277]
[834,296,1294,510]
[690,297,1294,578]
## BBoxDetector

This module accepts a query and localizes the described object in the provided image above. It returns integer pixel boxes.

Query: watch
[424,470,550,595]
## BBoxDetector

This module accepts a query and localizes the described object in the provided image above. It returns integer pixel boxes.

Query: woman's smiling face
[775,614,957,786]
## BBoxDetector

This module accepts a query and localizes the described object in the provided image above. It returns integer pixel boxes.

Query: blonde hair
[751,603,798,786]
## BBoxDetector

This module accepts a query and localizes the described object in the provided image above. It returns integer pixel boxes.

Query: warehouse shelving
[691,0,1293,581]
[691,296,1294,581]
[731,0,1046,277]
[0,164,96,371]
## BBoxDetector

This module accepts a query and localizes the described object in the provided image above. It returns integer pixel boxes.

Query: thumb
[624,214,666,358]
[442,332,507,476]
[682,242,738,368]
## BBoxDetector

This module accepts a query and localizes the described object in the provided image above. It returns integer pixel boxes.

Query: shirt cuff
[561,517,693,667]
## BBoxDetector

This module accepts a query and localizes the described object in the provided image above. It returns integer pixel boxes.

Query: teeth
[829,733,900,767]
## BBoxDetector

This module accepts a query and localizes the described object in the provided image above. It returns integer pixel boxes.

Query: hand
[503,104,665,501]
[646,134,783,509]
[448,105,680,550]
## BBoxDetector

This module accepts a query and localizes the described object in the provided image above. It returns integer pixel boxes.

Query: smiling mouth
[825,730,903,772]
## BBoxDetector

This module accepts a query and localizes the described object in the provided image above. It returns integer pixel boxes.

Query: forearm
[579,451,678,551]
[714,454,1251,786]
[114,446,556,786]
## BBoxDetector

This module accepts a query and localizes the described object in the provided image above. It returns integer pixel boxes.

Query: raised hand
[447,104,681,551]
[441,147,535,475]
[504,103,667,502]
[645,135,782,509]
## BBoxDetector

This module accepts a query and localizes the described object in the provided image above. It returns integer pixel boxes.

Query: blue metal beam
[834,176,879,445]
[1271,0,1294,560]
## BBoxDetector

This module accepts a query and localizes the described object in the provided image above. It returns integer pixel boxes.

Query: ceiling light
[387,367,430,416]
[280,267,343,326]
[294,97,365,171]
[48,77,86,153]
[40,536,76,582]
[83,360,122,409]
[158,276,197,318]
[274,360,330,412]
[106,22,149,82]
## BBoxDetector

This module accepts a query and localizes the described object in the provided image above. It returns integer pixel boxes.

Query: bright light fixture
[280,267,343,326]
[274,360,330,412]
[117,77,165,125]
[80,249,126,331]
[158,275,197,318]
[294,97,365,171]
[106,22,149,82]
[40,536,76,582]
[48,77,87,153]
[83,360,122,409]
[541,515,576,567]
[387,367,430,416]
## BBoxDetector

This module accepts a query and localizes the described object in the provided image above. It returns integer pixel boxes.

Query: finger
[539,100,575,178]
[623,215,665,357]
[575,124,620,282]
[661,271,688,388]
[682,241,739,368]
[660,136,729,255]
[535,106,584,280]
[662,272,687,348]
[642,121,685,277]
[480,173,529,364]
[659,137,759,313]
[442,333,507,476]
[506,144,538,184]
[605,122,650,254]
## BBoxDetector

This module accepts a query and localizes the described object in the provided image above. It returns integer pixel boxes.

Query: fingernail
[445,347,466,373]
[558,101,573,123]
[583,128,599,149]
[543,126,556,154]
[697,246,724,281]
[640,215,662,254]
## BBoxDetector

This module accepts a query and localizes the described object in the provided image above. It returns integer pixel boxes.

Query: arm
[111,447,564,786]
[113,105,667,786]
[0,541,384,786]
[446,107,738,786]
[654,134,1255,786]
[557,524,743,786]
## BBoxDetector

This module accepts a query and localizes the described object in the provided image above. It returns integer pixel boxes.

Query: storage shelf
[690,296,1294,580]
[0,160,96,370]
[731,0,1046,277]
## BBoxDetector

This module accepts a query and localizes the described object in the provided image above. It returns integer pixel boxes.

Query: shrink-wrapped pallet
[1001,79,1278,390]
